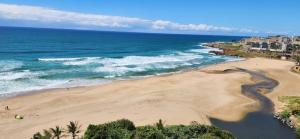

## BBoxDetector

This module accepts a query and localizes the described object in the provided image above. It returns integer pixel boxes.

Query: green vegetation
[210,42,294,59]
[223,49,253,58]
[210,43,281,58]
[296,128,300,139]
[278,96,300,138]
[32,121,81,139]
[279,96,300,118]
[214,43,242,51]
[32,130,52,139]
[50,126,64,139]
[84,119,235,139]
[33,119,235,139]
[294,55,300,66]
[67,121,81,139]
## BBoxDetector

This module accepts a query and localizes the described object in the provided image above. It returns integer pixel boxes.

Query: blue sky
[0,0,299,36]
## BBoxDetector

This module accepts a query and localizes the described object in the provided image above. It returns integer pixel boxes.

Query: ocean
[0,27,244,96]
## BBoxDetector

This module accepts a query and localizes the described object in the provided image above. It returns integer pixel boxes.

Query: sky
[0,0,299,36]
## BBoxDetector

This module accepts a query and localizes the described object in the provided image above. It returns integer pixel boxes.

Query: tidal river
[210,68,296,139]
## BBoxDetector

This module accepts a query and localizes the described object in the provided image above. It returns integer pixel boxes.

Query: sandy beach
[1,58,299,139]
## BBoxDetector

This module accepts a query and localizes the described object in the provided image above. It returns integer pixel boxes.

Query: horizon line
[0,25,253,38]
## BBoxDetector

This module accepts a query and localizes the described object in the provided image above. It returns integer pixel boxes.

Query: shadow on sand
[209,68,295,139]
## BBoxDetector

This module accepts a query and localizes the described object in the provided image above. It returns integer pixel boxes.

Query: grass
[216,43,242,51]
[279,96,300,106]
[278,96,300,127]
[219,44,284,58]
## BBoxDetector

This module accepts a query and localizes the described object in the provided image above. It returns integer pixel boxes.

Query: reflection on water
[210,69,296,139]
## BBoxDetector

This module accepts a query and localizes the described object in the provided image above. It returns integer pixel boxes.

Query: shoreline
[1,58,299,138]
[0,57,245,100]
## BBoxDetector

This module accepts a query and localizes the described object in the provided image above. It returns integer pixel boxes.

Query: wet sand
[0,58,300,139]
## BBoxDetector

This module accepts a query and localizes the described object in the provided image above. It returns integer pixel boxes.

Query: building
[240,37,268,51]
[241,36,292,52]
[293,36,300,46]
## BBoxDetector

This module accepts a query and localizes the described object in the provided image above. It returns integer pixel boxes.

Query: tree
[32,132,42,139]
[31,130,52,139]
[156,119,164,131]
[50,126,63,139]
[295,56,300,66]
[67,121,81,139]
[43,129,52,139]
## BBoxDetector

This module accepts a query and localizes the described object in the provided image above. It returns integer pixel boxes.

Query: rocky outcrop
[273,113,296,128]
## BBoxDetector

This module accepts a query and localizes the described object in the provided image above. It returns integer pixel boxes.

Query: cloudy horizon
[0,3,296,36]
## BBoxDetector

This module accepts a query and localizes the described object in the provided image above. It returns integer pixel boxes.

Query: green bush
[31,129,52,139]
[83,119,235,139]
[296,127,300,139]
[199,133,221,139]
[135,126,165,139]
[83,119,135,139]
[280,110,291,119]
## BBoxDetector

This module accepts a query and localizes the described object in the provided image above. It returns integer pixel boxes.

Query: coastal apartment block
[240,36,300,53]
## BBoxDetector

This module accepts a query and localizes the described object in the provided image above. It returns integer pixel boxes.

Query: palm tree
[67,121,81,139]
[50,126,63,139]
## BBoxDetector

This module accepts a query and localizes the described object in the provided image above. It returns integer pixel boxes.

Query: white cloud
[151,20,234,32]
[0,3,150,28]
[0,3,259,34]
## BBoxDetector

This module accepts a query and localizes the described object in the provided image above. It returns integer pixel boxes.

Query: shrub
[294,55,300,66]
[83,119,135,139]
[31,130,52,139]
[83,119,235,139]
[199,133,221,139]
[135,126,165,139]
[280,110,291,119]
[156,119,164,131]
[33,119,236,139]
[296,127,300,139]
[108,119,136,131]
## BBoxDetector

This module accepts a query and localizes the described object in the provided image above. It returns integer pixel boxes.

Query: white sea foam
[0,60,23,72]
[40,52,203,67]
[189,47,222,54]
[38,57,84,62]
[99,55,198,66]
[95,66,145,77]
[0,46,241,96]
[223,56,245,62]
[63,57,100,65]
[0,78,110,96]
[0,70,40,81]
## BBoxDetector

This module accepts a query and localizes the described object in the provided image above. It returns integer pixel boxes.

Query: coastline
[0,57,244,100]
[1,57,299,138]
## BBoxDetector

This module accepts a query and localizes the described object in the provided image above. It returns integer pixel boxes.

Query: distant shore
[1,58,299,138]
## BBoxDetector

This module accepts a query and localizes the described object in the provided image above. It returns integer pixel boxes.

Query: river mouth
[209,68,295,139]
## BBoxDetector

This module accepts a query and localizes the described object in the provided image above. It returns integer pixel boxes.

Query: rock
[15,114,23,120]
[209,50,224,55]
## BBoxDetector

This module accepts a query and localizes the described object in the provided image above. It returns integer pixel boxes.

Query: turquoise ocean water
[0,27,244,96]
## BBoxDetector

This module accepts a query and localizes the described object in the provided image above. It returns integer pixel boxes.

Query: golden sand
[1,58,299,139]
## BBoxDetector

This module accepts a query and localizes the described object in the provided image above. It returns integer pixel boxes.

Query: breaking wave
[0,46,242,96]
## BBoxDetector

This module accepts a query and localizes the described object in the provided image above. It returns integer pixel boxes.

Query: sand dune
[0,58,299,139]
